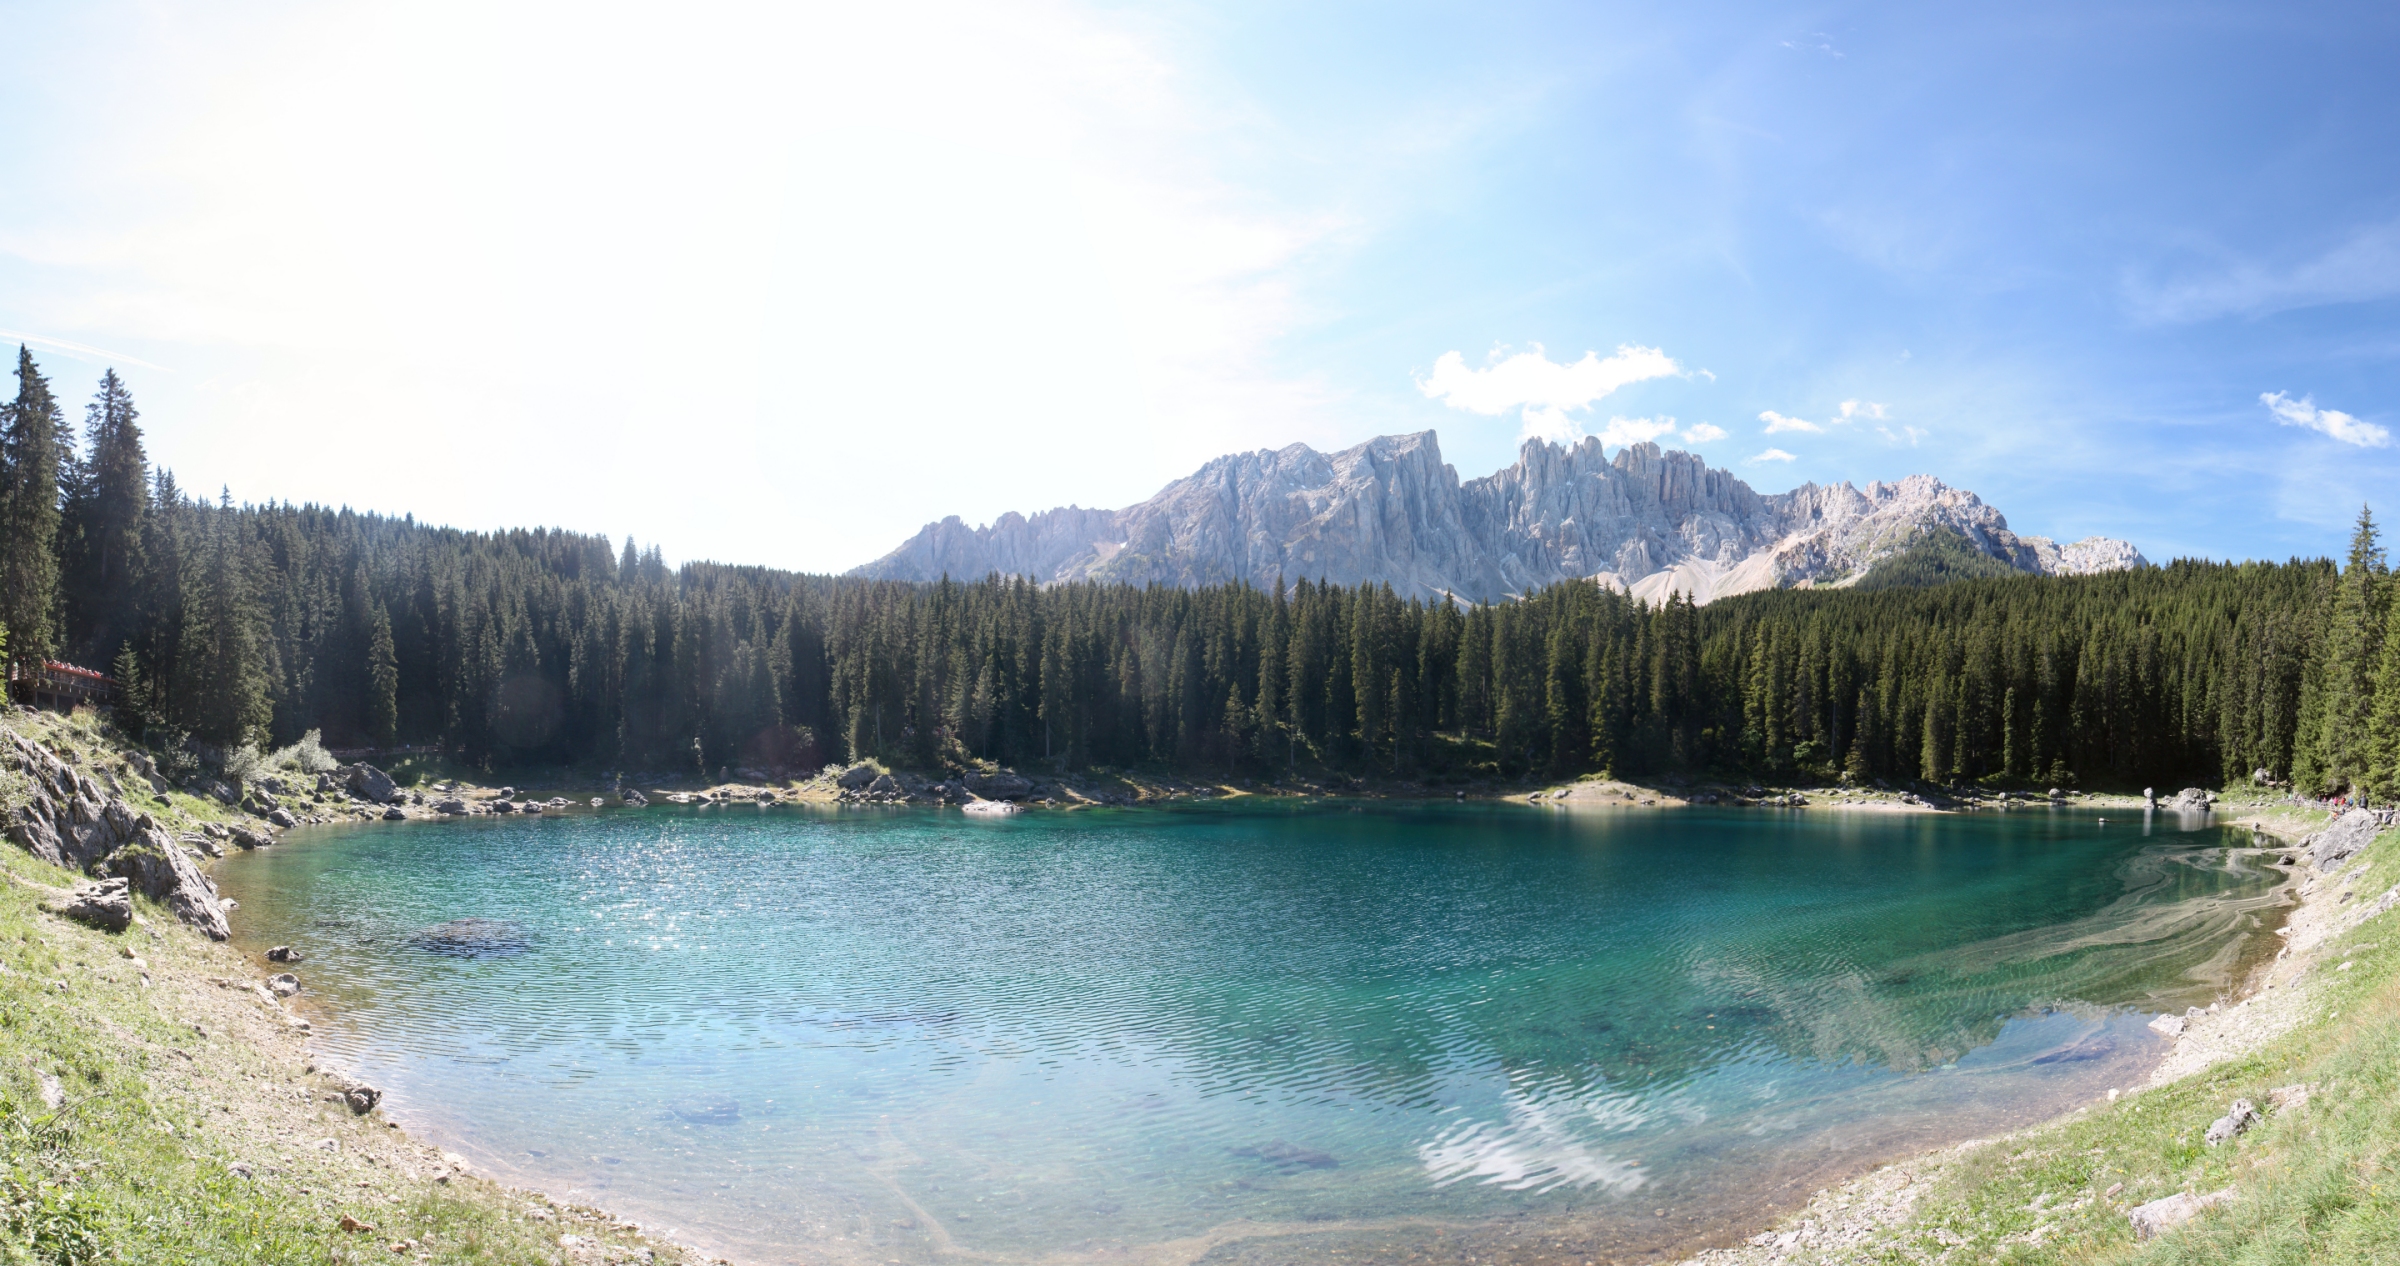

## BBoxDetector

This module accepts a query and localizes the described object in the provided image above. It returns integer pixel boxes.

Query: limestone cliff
[855,432,2147,604]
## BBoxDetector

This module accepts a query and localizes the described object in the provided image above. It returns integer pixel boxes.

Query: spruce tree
[0,348,66,665]
[2321,506,2385,794]
[173,492,272,746]
[367,602,400,750]
[62,369,148,661]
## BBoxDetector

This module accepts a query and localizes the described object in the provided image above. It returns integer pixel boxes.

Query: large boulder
[44,877,132,932]
[836,764,880,791]
[2128,1187,2235,1240]
[0,733,229,941]
[965,771,1034,801]
[345,764,400,804]
[103,821,231,941]
[2309,809,2382,873]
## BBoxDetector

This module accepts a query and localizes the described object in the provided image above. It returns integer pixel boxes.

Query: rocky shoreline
[0,708,716,1266]
[12,702,2327,1266]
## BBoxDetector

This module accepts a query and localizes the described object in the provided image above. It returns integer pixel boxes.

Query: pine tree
[2320,506,2385,795]
[368,601,400,750]
[62,369,148,662]
[0,348,67,665]
[173,493,273,745]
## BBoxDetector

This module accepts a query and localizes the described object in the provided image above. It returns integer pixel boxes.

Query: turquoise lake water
[214,801,2283,1265]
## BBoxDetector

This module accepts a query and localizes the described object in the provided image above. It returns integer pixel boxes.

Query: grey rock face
[45,877,133,933]
[2309,809,2382,873]
[2,733,229,940]
[853,432,2147,604]
[345,764,400,804]
[836,764,880,791]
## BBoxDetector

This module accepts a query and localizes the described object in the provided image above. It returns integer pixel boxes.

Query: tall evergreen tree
[2319,506,2386,795]
[62,368,148,662]
[0,348,67,665]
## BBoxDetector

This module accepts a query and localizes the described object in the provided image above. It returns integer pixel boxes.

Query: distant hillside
[1852,527,2033,592]
[853,432,2146,603]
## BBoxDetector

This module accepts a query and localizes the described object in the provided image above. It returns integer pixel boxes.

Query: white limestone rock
[855,433,2146,604]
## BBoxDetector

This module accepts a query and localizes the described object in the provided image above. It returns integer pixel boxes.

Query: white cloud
[1759,410,1823,434]
[1750,448,1797,463]
[1837,400,1887,421]
[1682,422,1727,442]
[1421,343,1683,424]
[1876,425,1927,446]
[2262,391,2391,448]
[1596,415,1680,447]
[2132,220,2400,323]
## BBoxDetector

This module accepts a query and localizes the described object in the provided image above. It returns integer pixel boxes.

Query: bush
[218,743,265,785]
[268,729,338,774]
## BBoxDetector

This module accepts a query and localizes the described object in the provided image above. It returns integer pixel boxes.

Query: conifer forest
[7,347,2393,793]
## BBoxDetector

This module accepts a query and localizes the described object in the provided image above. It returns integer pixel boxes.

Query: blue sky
[1,0,2395,570]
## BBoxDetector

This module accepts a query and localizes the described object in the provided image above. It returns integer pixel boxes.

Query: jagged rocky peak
[853,432,2148,604]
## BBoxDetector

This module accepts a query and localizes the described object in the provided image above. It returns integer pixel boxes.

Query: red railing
[8,661,119,711]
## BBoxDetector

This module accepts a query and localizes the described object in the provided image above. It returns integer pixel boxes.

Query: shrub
[268,729,338,774]
[219,743,265,785]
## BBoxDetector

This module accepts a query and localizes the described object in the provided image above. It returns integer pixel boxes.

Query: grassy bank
[0,710,701,1266]
[1688,795,2400,1264]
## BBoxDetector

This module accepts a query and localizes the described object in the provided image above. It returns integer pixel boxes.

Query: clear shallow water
[216,802,2282,1265]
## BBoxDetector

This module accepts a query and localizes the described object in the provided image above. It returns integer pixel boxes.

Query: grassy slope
[0,710,695,1266]
[1742,797,2400,1265]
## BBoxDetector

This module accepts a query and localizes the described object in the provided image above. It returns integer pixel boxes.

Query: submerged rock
[1231,1140,1337,1171]
[266,945,304,963]
[409,918,534,959]
[668,1096,741,1125]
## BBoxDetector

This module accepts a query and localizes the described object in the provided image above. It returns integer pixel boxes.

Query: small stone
[2128,1187,2234,1239]
[266,945,304,963]
[266,973,301,997]
[228,1162,253,1179]
[338,1214,376,1233]
[2205,1099,2260,1147]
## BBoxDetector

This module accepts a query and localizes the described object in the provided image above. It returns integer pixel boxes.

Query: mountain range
[852,432,2147,604]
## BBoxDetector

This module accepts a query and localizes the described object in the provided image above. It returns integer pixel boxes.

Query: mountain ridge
[853,431,2146,603]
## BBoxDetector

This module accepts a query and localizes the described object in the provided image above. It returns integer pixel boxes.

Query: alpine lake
[213,796,2286,1265]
